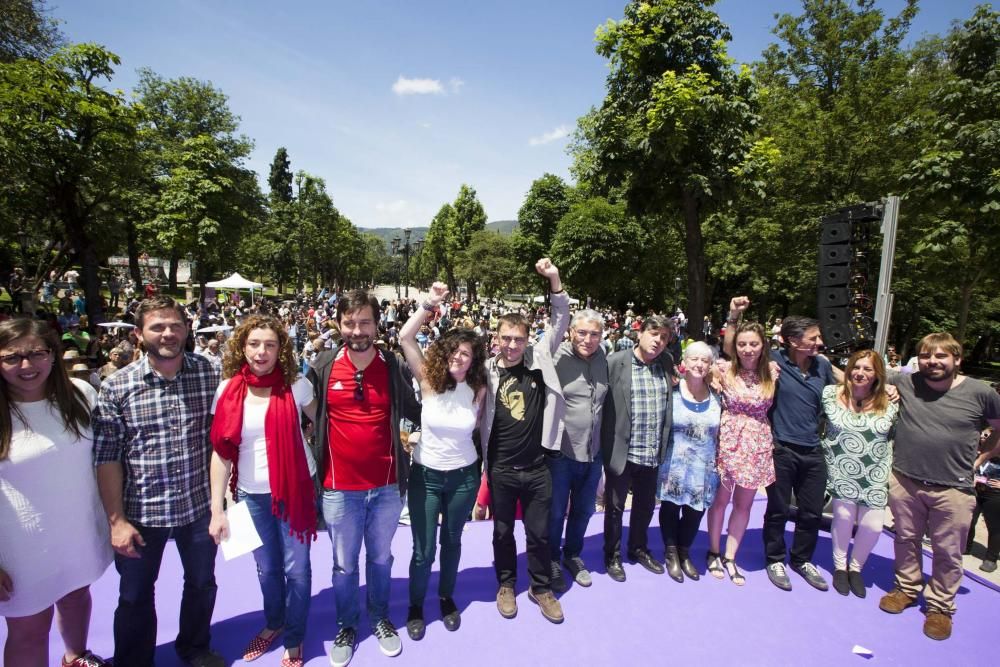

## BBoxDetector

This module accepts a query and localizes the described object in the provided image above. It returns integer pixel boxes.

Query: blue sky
[54,0,982,229]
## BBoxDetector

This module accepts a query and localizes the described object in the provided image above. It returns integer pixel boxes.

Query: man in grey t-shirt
[879,333,1000,641]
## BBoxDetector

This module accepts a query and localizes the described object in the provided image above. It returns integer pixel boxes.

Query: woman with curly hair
[706,319,776,586]
[207,315,317,667]
[0,318,112,667]
[399,282,487,641]
[821,348,897,597]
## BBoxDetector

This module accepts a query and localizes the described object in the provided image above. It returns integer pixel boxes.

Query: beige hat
[62,349,81,361]
[70,362,90,374]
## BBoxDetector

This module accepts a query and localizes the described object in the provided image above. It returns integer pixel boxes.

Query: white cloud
[528,124,571,146]
[449,77,465,94]
[375,200,408,213]
[392,76,444,95]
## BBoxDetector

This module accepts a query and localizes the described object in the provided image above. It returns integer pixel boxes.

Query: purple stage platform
[4,498,997,666]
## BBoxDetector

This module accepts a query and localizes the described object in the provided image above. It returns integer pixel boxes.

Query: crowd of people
[2,258,1000,667]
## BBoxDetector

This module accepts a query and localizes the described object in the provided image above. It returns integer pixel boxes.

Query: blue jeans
[548,457,603,561]
[407,462,479,606]
[321,484,402,630]
[113,512,218,667]
[239,490,312,648]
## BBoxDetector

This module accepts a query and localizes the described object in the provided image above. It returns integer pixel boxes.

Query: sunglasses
[354,369,364,401]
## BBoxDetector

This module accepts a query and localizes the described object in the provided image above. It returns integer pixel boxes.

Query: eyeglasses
[353,369,364,401]
[0,349,53,366]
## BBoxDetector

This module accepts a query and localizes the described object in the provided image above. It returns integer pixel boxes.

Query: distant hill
[364,220,518,250]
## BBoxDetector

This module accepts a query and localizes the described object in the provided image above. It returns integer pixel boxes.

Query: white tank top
[413,381,479,471]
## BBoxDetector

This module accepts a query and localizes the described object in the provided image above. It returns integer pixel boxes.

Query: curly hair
[423,328,488,396]
[221,315,298,386]
[727,321,775,398]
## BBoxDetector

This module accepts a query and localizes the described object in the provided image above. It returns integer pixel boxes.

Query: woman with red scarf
[208,315,317,667]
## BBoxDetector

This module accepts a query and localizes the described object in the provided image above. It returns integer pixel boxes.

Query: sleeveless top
[414,380,479,471]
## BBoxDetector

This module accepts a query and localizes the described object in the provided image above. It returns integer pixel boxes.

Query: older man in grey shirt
[548,309,609,592]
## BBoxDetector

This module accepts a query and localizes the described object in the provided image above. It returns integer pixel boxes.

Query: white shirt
[211,376,315,494]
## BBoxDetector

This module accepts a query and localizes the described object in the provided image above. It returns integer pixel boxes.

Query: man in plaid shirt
[94,296,223,667]
[600,315,676,582]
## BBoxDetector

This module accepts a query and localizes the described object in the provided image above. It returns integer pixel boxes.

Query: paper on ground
[220,501,263,560]
[851,645,874,657]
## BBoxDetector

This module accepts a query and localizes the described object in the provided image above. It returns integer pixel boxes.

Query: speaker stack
[817,204,880,352]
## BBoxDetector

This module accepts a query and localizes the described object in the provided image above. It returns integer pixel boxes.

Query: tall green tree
[512,173,571,276]
[0,43,142,323]
[894,4,1000,343]
[575,0,763,334]
[424,203,459,292]
[459,230,518,299]
[0,0,63,62]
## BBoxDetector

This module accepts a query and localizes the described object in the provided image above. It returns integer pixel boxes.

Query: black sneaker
[606,555,626,582]
[766,562,792,591]
[791,562,829,591]
[440,597,461,631]
[549,560,569,593]
[405,605,425,641]
[329,627,357,667]
[628,548,665,575]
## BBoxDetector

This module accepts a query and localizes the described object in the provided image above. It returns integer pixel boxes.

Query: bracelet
[421,301,437,312]
[550,288,565,295]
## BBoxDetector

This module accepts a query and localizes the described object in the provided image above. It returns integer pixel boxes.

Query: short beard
[346,336,372,352]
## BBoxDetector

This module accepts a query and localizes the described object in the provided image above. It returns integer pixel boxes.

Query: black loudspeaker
[821,222,851,244]
[818,266,850,287]
[819,244,851,266]
[821,321,854,347]
[818,306,850,326]
[818,287,849,307]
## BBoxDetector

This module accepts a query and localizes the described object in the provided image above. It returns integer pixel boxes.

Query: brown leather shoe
[496,585,517,619]
[879,588,918,614]
[923,612,952,640]
[528,589,564,624]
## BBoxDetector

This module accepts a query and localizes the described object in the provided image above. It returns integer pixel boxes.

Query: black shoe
[766,562,792,591]
[678,549,700,581]
[848,569,866,598]
[980,559,997,573]
[628,548,665,575]
[405,605,425,641]
[791,562,829,591]
[549,560,569,593]
[832,569,849,596]
[606,555,626,582]
[440,597,461,631]
[664,546,683,583]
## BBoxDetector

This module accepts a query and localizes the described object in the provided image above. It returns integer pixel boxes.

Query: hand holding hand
[111,519,146,558]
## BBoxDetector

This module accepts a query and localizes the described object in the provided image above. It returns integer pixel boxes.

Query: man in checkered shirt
[94,296,223,667]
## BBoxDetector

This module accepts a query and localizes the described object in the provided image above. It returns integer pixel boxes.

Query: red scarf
[210,364,317,542]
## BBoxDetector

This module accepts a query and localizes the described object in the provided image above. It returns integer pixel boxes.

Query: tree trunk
[126,219,142,286]
[956,282,972,345]
[682,190,707,341]
[168,252,179,292]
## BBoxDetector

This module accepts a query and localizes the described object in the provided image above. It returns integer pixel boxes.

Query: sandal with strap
[281,644,304,667]
[721,556,746,586]
[706,551,725,580]
[243,627,283,662]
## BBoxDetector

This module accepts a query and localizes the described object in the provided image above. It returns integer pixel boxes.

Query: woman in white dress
[208,315,317,667]
[399,282,487,641]
[0,318,112,667]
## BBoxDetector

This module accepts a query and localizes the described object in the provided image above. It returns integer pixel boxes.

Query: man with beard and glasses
[93,296,223,667]
[879,333,1000,641]
[306,290,421,667]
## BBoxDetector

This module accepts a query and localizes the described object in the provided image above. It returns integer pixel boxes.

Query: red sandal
[281,644,304,667]
[242,627,282,662]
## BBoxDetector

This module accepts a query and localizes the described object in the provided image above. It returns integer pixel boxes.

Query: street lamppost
[674,276,683,310]
[390,237,401,298]
[185,252,195,303]
[392,229,416,298]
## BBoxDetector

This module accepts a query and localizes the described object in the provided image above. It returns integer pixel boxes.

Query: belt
[491,459,546,472]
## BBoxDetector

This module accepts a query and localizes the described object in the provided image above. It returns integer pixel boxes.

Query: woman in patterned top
[706,322,775,585]
[821,348,897,597]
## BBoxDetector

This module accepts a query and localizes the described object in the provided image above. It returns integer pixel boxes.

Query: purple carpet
[4,498,997,666]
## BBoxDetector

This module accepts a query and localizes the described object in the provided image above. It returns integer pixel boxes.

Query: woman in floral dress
[706,322,776,585]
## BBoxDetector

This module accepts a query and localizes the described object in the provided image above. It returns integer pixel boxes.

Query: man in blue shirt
[725,298,837,592]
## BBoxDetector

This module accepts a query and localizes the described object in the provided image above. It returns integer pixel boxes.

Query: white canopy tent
[205,272,263,304]
[532,295,581,305]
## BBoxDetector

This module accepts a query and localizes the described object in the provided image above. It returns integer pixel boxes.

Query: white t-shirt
[0,379,112,616]
[414,381,479,471]
[211,375,315,494]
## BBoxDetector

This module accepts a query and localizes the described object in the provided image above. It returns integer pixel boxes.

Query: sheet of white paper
[220,500,263,561]
[851,645,874,657]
